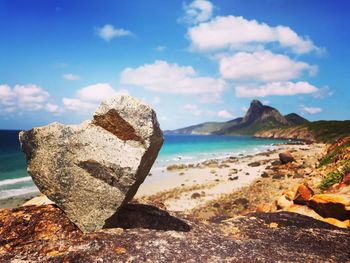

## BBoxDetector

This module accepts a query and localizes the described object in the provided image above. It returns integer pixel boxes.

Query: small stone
[167,164,187,171]
[233,198,249,209]
[279,151,295,164]
[248,161,261,167]
[293,183,314,205]
[293,174,304,179]
[271,160,281,166]
[261,172,269,178]
[191,192,201,199]
[272,174,285,180]
[229,176,239,181]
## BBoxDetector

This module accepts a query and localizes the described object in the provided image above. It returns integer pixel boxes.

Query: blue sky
[0,0,349,130]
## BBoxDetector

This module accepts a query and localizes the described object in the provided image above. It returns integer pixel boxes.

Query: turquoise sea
[0,130,283,199]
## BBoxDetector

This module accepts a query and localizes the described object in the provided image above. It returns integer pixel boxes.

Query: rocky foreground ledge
[0,204,349,262]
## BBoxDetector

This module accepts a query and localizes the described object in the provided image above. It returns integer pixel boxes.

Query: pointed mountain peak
[243,99,288,125]
[250,99,263,107]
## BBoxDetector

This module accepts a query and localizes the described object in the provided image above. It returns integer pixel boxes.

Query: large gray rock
[19,95,163,232]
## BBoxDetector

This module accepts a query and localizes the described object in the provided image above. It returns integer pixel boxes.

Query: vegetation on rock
[320,171,343,191]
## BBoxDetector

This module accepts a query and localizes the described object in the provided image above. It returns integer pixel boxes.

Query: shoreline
[0,191,38,209]
[153,140,283,168]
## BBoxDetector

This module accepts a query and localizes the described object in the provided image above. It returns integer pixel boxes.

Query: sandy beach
[136,142,325,213]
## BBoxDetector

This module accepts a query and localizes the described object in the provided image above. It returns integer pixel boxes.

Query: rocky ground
[0,204,349,262]
[137,143,324,216]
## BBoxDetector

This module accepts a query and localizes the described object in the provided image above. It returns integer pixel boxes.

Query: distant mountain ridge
[167,100,309,136]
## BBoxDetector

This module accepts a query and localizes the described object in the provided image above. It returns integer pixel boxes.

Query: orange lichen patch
[0,205,80,250]
[115,247,127,254]
[269,222,279,228]
[46,250,62,257]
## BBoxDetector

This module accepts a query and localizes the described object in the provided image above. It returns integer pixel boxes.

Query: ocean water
[0,130,284,199]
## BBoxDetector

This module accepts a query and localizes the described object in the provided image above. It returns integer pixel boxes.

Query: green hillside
[301,120,350,142]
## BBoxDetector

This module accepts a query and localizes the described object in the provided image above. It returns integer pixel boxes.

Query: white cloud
[300,105,322,114]
[188,15,319,54]
[0,85,15,105]
[14,85,49,105]
[97,24,132,41]
[235,81,319,98]
[76,83,127,102]
[62,98,96,112]
[0,84,53,111]
[120,60,226,100]
[219,50,317,82]
[63,83,128,111]
[155,45,166,52]
[180,0,214,24]
[63,73,80,81]
[217,110,234,119]
[45,103,61,113]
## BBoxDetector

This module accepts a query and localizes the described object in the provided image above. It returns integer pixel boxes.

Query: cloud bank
[120,60,226,101]
[188,15,319,54]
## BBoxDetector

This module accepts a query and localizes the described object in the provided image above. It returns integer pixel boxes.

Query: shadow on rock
[104,203,191,232]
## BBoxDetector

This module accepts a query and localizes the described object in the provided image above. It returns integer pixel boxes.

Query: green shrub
[319,171,343,191]
[318,141,350,167]
[319,151,338,167]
